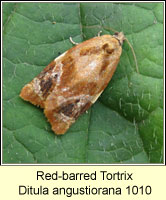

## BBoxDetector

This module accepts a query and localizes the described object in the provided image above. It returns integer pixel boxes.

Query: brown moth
[20,32,125,135]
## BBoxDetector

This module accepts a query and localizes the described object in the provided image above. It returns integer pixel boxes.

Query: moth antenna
[124,37,139,73]
[103,26,139,73]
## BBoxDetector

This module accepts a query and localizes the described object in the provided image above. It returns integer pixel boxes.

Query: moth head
[102,26,139,73]
[113,32,125,45]
[112,31,139,73]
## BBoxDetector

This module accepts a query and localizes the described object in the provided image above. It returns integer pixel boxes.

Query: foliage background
[3,3,163,163]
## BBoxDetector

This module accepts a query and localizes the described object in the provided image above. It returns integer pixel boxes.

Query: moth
[20,32,137,135]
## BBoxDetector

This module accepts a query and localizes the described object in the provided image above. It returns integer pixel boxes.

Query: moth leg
[69,37,79,45]
[98,30,102,37]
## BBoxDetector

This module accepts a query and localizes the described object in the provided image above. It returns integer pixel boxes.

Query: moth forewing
[20,32,124,135]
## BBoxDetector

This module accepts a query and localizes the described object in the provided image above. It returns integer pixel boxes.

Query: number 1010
[126,185,152,195]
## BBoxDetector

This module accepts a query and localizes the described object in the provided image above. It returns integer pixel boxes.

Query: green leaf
[3,2,163,163]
